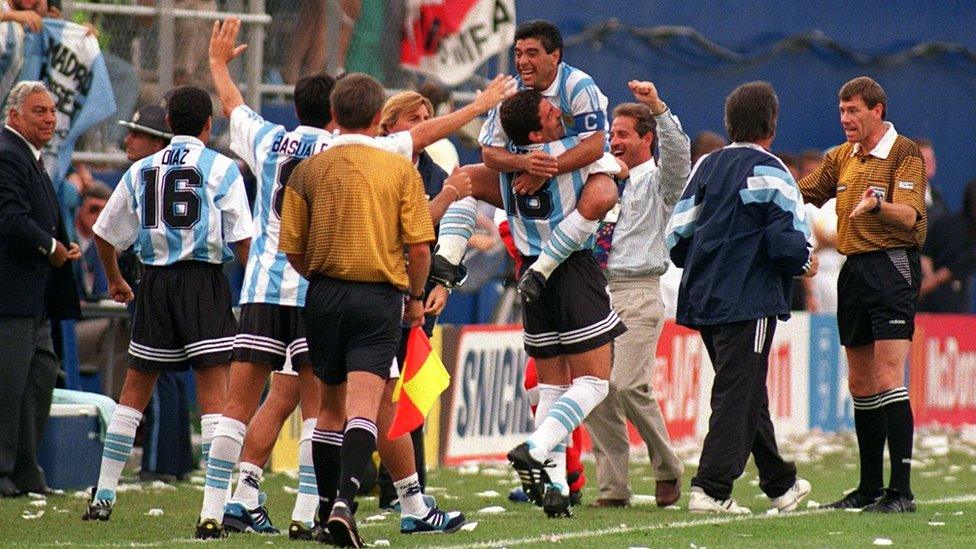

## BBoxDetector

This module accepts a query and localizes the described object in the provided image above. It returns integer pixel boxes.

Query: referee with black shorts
[800,77,926,513]
[279,73,437,547]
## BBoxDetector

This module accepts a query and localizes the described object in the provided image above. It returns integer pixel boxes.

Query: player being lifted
[498,88,627,518]
[195,17,515,541]
[431,20,622,302]
[83,86,253,523]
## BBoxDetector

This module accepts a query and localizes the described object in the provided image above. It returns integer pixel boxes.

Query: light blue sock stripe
[299,465,316,474]
[103,440,132,454]
[207,469,233,480]
[546,409,575,432]
[550,401,583,425]
[205,478,230,489]
[208,457,234,470]
[553,444,567,452]
[299,473,316,481]
[102,448,130,462]
[555,397,586,420]
[105,432,135,444]
[298,485,318,495]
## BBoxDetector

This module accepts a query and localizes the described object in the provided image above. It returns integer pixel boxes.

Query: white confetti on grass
[806,500,820,509]
[928,521,946,526]
[21,510,44,520]
[145,508,164,516]
[373,540,391,546]
[282,486,298,494]
[73,490,90,499]
[460,521,479,532]
[365,514,388,522]
[475,490,499,497]
[29,500,46,507]
[631,494,656,505]
[873,538,893,546]
[477,505,506,514]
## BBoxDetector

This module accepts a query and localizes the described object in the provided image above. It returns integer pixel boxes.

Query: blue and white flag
[19,19,116,184]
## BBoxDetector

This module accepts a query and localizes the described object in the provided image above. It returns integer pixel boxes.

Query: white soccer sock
[292,418,319,524]
[528,376,608,460]
[394,473,430,518]
[527,384,568,464]
[549,438,569,496]
[200,417,246,521]
[96,405,142,501]
[200,413,220,465]
[530,210,598,279]
[436,197,478,264]
[233,462,263,509]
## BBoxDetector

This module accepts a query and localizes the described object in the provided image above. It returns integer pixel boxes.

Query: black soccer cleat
[288,520,315,541]
[507,442,549,507]
[327,501,364,548]
[517,269,546,303]
[194,518,228,540]
[428,252,467,289]
[863,489,916,513]
[821,489,882,510]
[82,487,113,522]
[543,487,573,518]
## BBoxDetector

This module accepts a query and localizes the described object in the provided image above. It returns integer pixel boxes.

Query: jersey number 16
[141,167,203,229]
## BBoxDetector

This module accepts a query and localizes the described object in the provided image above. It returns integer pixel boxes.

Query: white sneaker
[688,487,751,514]
[770,478,812,512]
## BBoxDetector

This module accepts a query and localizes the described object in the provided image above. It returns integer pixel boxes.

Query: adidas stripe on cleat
[507,442,550,506]
[82,487,113,522]
[222,493,280,534]
[401,507,466,534]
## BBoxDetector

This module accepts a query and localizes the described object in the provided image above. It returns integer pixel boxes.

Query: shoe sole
[327,516,363,548]
[656,492,681,508]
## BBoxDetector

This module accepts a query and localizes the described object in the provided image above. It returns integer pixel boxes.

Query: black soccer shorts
[837,248,920,347]
[232,303,311,373]
[303,275,404,386]
[520,250,627,359]
[128,261,237,372]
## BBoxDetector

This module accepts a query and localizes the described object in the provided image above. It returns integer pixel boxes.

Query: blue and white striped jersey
[479,62,609,148]
[230,105,413,307]
[93,136,253,266]
[0,3,26,106]
[501,136,620,257]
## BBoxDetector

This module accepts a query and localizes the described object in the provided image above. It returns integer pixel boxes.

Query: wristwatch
[869,194,883,215]
[408,292,425,302]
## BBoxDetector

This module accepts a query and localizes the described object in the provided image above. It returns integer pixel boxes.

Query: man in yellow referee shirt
[799,76,926,514]
[278,73,458,546]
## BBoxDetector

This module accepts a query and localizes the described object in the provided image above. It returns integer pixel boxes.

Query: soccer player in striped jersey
[431,19,621,303]
[83,85,253,526]
[498,89,626,518]
[197,17,514,541]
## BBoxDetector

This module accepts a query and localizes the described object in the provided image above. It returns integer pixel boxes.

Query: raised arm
[208,17,249,117]
[409,75,516,152]
[628,79,691,205]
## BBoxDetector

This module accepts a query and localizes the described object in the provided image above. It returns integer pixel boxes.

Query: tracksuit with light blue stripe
[666,141,810,501]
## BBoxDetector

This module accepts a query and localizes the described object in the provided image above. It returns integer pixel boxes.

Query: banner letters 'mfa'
[455,345,532,439]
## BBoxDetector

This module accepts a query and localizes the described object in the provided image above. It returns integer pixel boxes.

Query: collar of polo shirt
[851,121,898,160]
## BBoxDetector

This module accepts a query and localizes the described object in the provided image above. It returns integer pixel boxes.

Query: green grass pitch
[2,430,975,547]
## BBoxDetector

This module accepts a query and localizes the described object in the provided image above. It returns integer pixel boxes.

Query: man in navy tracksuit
[666,81,818,514]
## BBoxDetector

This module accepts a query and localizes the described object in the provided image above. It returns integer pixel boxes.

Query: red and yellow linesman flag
[388,327,451,439]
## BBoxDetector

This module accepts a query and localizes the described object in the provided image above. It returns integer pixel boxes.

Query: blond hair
[380,91,433,136]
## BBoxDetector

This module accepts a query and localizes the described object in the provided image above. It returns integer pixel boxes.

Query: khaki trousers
[584,275,684,499]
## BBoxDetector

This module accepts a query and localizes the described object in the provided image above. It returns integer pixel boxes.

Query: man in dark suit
[0,80,81,497]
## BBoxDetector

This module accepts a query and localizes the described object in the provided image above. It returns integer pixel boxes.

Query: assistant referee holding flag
[799,76,926,513]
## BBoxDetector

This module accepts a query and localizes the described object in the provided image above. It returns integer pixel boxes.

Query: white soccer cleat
[689,487,751,514]
[769,478,812,512]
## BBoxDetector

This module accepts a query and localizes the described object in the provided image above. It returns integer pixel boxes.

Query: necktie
[593,179,627,270]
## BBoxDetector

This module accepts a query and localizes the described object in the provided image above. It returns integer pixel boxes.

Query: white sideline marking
[439,495,976,549]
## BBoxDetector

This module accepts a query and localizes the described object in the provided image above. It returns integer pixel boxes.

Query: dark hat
[118,105,173,140]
